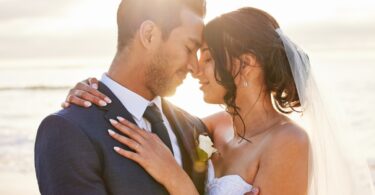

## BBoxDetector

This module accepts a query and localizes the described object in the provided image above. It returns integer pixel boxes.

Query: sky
[0,0,374,67]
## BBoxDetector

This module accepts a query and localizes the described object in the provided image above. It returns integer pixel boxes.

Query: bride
[63,7,374,195]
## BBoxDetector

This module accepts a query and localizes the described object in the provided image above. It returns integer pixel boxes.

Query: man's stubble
[145,50,181,97]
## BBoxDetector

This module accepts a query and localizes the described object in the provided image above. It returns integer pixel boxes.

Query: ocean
[1,52,375,194]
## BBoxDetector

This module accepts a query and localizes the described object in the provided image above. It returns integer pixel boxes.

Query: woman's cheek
[206,62,225,103]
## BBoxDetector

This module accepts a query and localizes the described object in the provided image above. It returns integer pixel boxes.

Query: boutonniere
[196,134,217,161]
[192,127,218,173]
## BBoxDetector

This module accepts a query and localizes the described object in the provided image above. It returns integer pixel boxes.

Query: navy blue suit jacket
[35,82,208,195]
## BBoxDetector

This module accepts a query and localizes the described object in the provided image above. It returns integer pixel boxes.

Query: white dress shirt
[101,73,182,166]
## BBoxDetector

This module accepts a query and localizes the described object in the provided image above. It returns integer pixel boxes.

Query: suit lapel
[97,82,137,125]
[161,99,199,166]
[162,99,207,195]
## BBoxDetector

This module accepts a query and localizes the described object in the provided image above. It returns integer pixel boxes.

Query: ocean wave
[0,64,99,70]
[0,86,71,91]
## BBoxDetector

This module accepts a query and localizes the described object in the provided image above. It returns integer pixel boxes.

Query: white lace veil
[276,28,374,195]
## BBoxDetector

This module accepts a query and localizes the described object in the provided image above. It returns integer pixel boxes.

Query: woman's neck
[232,91,282,140]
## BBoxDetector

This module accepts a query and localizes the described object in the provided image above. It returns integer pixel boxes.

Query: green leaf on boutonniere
[196,147,209,162]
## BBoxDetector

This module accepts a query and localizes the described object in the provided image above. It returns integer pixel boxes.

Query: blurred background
[0,0,374,194]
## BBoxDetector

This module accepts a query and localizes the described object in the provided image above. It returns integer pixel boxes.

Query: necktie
[143,104,174,154]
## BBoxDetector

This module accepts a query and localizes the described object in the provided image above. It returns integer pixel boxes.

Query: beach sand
[0,172,39,195]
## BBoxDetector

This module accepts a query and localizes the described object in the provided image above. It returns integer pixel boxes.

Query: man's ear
[138,20,161,49]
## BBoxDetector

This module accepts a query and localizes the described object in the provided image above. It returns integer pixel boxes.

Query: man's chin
[153,79,182,97]
[159,87,177,97]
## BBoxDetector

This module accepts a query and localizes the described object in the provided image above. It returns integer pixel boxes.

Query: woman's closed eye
[204,58,212,63]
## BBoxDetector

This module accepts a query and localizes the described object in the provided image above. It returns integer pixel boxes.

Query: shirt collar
[101,73,163,121]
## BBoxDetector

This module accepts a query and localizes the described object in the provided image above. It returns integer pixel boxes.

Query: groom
[35,0,208,194]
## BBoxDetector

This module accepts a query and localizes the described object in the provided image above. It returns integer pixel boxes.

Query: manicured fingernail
[91,83,98,89]
[108,129,115,135]
[251,188,259,193]
[84,101,92,107]
[114,146,120,152]
[104,97,112,104]
[116,116,125,121]
[109,119,118,125]
[99,100,107,107]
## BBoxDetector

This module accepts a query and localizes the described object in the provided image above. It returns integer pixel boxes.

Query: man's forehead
[189,37,202,48]
[180,9,204,37]
[180,8,204,24]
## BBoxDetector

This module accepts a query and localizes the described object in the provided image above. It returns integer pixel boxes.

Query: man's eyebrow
[189,37,202,48]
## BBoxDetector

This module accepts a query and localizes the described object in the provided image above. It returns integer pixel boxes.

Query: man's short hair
[116,0,206,51]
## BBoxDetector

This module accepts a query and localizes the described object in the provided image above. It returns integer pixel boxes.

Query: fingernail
[104,97,112,104]
[99,100,107,107]
[84,101,92,107]
[91,83,98,89]
[251,188,259,193]
[109,119,118,125]
[114,146,120,152]
[108,129,115,135]
[116,116,125,121]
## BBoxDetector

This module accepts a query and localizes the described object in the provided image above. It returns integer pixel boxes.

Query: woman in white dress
[64,7,374,195]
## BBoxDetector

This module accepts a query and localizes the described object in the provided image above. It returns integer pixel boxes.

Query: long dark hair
[204,7,300,139]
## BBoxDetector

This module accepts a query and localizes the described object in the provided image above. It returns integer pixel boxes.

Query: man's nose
[187,63,197,76]
[187,56,199,76]
[189,64,203,79]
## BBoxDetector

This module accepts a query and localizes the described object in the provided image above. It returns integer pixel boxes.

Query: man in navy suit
[34,0,208,194]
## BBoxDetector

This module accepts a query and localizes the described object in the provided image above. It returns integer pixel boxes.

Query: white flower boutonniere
[197,134,217,162]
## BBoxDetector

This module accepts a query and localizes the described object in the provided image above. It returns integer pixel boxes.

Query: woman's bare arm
[252,126,309,195]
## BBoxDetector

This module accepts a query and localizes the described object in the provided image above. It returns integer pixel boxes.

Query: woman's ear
[138,20,161,49]
[240,53,257,76]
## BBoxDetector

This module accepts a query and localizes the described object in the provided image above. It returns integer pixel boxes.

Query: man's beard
[145,53,180,97]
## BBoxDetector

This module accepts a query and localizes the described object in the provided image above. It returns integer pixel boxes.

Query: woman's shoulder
[263,120,310,159]
[202,112,232,134]
[274,121,309,144]
[202,112,232,127]
[202,112,234,147]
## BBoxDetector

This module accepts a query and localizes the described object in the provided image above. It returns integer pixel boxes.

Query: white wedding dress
[206,161,253,195]
[203,28,375,195]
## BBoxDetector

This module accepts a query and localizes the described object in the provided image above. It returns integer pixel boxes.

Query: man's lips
[199,81,209,90]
